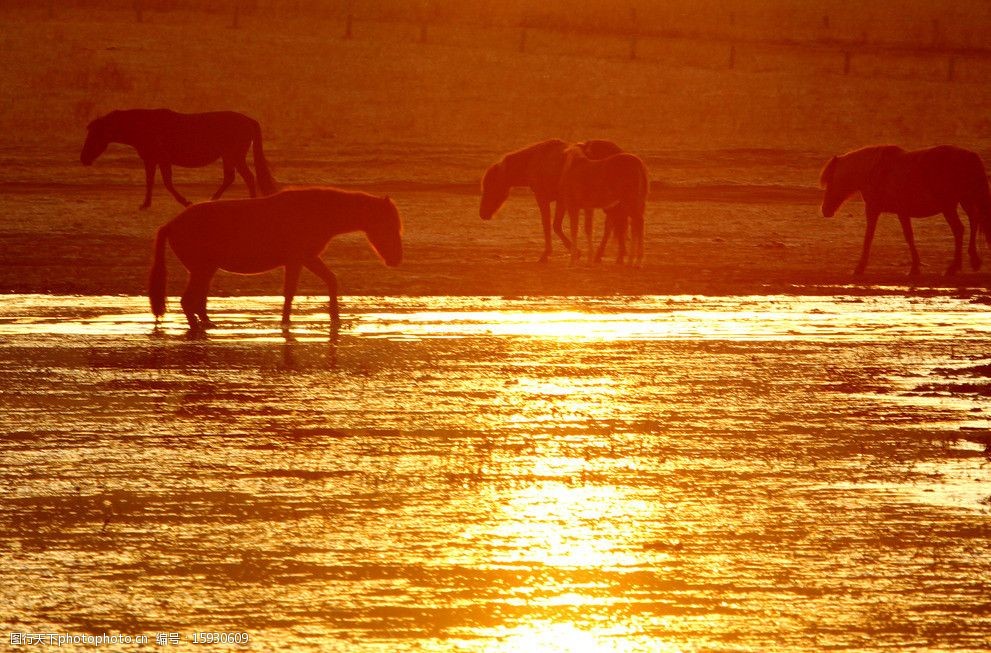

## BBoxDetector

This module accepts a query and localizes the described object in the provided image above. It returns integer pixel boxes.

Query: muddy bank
[3,185,991,297]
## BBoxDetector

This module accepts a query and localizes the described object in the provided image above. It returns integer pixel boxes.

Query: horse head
[479,161,509,220]
[80,114,112,166]
[365,195,403,267]
[819,154,854,218]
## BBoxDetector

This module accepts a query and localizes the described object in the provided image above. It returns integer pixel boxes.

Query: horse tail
[250,120,278,196]
[969,152,991,247]
[980,181,991,249]
[149,223,170,319]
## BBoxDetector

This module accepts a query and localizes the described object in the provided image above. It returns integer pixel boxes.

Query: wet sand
[2,294,990,651]
[3,180,991,298]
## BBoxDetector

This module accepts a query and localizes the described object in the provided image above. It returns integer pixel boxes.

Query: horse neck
[104,111,141,147]
[500,149,532,187]
[321,192,379,236]
[843,146,893,193]
[502,140,564,187]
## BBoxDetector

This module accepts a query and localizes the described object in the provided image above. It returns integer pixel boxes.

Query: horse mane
[500,139,567,177]
[821,145,907,189]
[819,156,837,187]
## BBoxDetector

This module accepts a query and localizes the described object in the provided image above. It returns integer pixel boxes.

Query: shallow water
[2,294,990,652]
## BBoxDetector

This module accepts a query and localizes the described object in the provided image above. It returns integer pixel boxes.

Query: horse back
[165,195,331,273]
[116,109,258,166]
[877,145,987,215]
[579,140,623,160]
[562,152,647,210]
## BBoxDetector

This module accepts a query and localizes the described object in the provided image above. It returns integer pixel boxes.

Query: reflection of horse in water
[560,147,649,266]
[820,145,991,276]
[81,109,277,209]
[149,188,402,331]
[479,139,622,262]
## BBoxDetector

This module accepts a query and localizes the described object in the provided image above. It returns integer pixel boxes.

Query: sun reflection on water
[3,294,991,650]
[486,621,683,653]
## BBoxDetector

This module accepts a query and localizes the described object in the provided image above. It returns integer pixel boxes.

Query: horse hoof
[537,254,550,264]
[139,203,151,211]
[201,319,216,329]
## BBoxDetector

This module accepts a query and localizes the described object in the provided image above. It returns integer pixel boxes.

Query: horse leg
[538,199,553,263]
[140,159,156,209]
[898,215,921,277]
[194,267,217,328]
[281,263,301,326]
[212,158,236,200]
[854,212,880,275]
[584,208,595,264]
[235,159,257,198]
[553,200,573,256]
[181,267,213,331]
[159,163,191,207]
[961,200,983,270]
[614,213,629,266]
[942,207,964,275]
[304,257,341,332]
[568,207,581,264]
[594,213,612,264]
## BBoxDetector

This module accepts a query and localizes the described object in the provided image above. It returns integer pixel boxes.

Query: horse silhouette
[820,145,991,276]
[149,188,402,332]
[81,109,277,209]
[559,147,649,266]
[479,139,623,262]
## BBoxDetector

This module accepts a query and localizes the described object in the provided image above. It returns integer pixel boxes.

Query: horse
[559,147,649,266]
[820,145,991,276]
[81,109,277,209]
[149,188,402,332]
[479,139,623,262]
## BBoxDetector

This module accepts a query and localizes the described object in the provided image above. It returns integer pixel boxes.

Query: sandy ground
[2,180,991,299]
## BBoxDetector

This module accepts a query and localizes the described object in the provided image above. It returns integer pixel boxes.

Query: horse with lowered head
[559,146,649,266]
[149,188,402,332]
[480,139,623,262]
[81,109,277,209]
[820,145,991,276]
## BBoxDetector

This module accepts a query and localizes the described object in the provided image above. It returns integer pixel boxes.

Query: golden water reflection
[1,294,990,651]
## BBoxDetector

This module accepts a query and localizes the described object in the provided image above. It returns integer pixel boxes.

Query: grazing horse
[820,145,991,276]
[559,147,649,266]
[81,109,277,209]
[149,188,402,331]
[479,139,623,262]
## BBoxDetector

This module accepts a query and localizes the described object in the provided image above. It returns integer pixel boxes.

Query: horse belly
[169,147,222,168]
[220,257,284,275]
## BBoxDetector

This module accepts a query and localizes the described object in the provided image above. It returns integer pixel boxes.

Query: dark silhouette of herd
[78,108,991,333]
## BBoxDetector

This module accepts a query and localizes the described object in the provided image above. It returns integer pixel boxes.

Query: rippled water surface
[2,294,991,652]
